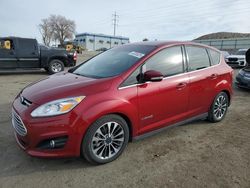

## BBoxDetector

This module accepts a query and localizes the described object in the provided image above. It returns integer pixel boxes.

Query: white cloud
[0,0,249,42]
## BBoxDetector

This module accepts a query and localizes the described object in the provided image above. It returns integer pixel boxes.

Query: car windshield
[236,50,247,55]
[73,45,156,78]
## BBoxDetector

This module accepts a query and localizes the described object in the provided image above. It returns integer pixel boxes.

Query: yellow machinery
[65,43,83,54]
[4,40,11,49]
[66,44,74,51]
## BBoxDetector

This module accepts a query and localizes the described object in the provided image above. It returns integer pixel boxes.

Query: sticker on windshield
[128,51,145,59]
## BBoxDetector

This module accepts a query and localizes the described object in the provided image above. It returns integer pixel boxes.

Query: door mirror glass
[143,70,163,82]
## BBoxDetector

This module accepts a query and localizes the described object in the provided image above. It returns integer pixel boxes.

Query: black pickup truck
[0,37,77,74]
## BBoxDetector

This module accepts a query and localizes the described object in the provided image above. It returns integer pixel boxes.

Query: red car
[12,41,233,164]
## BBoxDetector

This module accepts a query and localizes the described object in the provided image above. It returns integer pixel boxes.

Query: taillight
[73,51,77,61]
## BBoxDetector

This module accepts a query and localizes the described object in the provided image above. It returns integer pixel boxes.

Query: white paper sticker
[128,51,145,59]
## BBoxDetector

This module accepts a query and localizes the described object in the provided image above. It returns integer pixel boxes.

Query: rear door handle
[209,74,218,79]
[176,82,187,90]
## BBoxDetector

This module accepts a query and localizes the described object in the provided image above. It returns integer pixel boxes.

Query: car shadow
[0,103,93,178]
[0,154,93,178]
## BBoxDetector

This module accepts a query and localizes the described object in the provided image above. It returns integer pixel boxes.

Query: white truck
[225,49,247,67]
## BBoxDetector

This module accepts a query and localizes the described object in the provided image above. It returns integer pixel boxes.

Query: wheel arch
[48,56,68,66]
[111,112,133,142]
[214,79,232,106]
[83,112,135,143]
[221,89,231,106]
[80,99,138,144]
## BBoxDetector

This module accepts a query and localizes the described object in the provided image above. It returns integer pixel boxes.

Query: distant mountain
[195,32,250,40]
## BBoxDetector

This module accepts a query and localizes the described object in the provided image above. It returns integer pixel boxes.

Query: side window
[209,49,221,65]
[18,39,37,56]
[120,67,140,87]
[186,46,210,71]
[142,46,184,77]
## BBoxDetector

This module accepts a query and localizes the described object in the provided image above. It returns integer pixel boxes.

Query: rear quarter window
[209,49,221,65]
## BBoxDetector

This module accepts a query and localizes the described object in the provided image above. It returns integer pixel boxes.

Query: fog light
[37,136,68,149]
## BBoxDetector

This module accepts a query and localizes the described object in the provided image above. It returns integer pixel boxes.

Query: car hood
[226,55,245,59]
[21,72,113,105]
[243,66,250,72]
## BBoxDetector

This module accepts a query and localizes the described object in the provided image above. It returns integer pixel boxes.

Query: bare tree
[49,15,76,46]
[38,18,53,46]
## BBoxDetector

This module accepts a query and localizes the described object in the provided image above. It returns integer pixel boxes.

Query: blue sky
[0,0,250,43]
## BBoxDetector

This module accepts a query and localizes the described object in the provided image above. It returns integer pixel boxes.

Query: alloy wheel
[51,62,62,73]
[91,121,125,160]
[213,95,228,119]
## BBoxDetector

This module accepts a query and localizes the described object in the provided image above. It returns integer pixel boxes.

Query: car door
[137,46,189,135]
[17,39,40,68]
[0,38,18,68]
[184,45,213,117]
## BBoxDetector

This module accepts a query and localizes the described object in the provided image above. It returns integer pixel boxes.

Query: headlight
[31,96,85,117]
[239,69,245,76]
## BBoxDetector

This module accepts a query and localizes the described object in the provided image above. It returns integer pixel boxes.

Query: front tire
[82,115,129,164]
[208,92,229,122]
[48,59,64,74]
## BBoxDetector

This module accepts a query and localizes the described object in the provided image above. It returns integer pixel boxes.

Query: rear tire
[208,92,229,122]
[82,114,129,164]
[48,59,64,74]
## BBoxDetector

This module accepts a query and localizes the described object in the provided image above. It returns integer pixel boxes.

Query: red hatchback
[12,41,233,164]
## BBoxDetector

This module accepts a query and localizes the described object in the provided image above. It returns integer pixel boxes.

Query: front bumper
[235,74,250,89]
[226,60,245,67]
[12,97,88,158]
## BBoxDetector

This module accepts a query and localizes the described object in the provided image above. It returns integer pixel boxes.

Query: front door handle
[176,82,187,90]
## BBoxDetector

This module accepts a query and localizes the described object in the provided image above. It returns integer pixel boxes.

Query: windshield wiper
[73,72,83,76]
[72,72,104,79]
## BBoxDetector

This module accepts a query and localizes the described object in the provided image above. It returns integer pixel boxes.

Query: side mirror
[143,70,163,82]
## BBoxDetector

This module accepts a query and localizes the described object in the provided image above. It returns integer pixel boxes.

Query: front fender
[81,99,139,137]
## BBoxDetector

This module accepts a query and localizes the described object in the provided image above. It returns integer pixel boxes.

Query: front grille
[228,62,239,65]
[12,110,27,136]
[228,57,238,62]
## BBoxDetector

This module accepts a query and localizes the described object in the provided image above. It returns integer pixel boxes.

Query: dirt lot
[0,53,250,188]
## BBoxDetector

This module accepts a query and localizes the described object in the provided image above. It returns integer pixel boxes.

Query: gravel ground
[0,53,249,188]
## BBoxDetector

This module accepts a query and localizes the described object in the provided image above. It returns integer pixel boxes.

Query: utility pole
[112,11,119,36]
